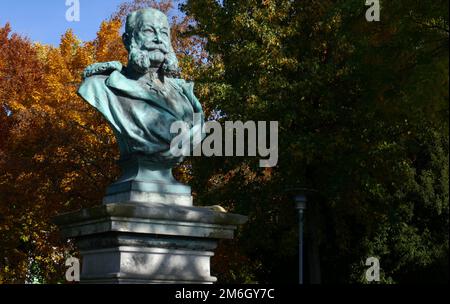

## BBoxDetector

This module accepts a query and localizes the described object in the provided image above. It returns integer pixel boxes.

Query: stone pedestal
[54,158,247,284]
[53,203,247,284]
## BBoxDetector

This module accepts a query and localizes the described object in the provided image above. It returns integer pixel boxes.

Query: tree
[0,23,121,282]
[0,0,213,284]
[0,0,447,284]
[182,0,449,283]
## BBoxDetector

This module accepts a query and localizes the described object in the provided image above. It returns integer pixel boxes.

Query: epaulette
[82,61,123,79]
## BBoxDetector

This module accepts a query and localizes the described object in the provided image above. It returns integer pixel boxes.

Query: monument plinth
[54,203,246,284]
[53,8,247,284]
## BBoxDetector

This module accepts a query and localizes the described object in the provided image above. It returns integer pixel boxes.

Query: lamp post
[294,193,307,284]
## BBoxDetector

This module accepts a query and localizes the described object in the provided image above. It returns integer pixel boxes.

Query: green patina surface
[78,8,203,189]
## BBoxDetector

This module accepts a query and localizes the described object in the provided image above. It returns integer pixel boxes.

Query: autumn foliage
[0,0,205,283]
[0,0,448,284]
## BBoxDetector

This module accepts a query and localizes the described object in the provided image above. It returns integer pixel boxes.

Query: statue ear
[122,33,131,51]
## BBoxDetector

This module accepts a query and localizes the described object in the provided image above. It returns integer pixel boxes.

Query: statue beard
[128,40,168,74]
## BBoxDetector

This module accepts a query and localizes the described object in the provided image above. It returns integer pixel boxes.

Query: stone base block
[81,246,216,284]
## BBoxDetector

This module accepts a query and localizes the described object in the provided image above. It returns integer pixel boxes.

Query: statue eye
[143,28,155,34]
[160,31,169,37]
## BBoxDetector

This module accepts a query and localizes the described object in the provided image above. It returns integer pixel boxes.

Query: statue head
[122,8,179,75]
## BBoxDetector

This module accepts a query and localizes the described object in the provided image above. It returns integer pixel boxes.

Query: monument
[53,8,247,284]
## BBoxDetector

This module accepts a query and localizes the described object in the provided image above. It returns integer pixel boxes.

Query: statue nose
[153,33,162,43]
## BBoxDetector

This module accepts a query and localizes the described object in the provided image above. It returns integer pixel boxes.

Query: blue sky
[0,0,134,45]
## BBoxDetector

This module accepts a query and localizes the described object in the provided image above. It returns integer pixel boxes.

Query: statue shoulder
[78,71,112,106]
[82,61,123,79]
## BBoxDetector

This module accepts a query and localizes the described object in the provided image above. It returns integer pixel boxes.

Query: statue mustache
[142,43,168,54]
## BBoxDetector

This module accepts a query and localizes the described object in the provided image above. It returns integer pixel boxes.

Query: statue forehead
[136,9,169,28]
